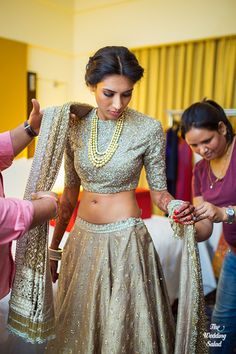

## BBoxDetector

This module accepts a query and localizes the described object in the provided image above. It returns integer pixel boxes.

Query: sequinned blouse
[64,107,167,193]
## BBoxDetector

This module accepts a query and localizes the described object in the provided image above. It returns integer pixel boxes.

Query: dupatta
[8,103,71,343]
[168,200,209,354]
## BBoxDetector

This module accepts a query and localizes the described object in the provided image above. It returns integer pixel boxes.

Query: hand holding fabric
[31,190,58,201]
[30,191,59,222]
[70,103,93,119]
[194,201,225,223]
[170,200,196,225]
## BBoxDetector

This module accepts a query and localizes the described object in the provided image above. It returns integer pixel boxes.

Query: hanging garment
[165,127,179,197]
[175,137,193,202]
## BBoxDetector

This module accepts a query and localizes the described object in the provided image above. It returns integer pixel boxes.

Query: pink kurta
[0,131,34,299]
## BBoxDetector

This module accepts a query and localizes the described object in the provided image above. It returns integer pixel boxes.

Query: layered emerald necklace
[88,110,124,168]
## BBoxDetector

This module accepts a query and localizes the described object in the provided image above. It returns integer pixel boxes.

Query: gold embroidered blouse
[64,107,167,193]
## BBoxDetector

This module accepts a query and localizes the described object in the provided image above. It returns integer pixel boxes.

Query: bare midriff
[78,190,141,224]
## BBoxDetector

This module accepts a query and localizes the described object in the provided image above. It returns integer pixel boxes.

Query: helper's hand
[29,191,59,227]
[31,191,59,219]
[70,103,93,119]
[31,191,58,202]
[28,99,43,135]
[194,201,224,223]
[172,201,196,225]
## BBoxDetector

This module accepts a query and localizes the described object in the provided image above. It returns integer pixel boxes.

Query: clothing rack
[167,108,236,127]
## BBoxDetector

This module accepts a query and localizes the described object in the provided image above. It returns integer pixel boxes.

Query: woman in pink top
[0,99,59,299]
[181,99,236,354]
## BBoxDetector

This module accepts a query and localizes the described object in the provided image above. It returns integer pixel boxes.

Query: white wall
[28,45,74,107]
[0,0,235,105]
[74,0,236,50]
[73,0,236,103]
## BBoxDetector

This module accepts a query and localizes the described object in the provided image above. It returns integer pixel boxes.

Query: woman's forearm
[49,203,74,249]
[150,190,174,213]
[195,219,213,242]
[50,186,80,249]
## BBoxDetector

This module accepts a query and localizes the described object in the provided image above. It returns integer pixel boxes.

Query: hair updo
[180,98,234,143]
[85,46,144,86]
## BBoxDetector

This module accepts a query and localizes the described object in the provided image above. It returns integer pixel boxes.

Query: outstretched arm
[0,191,58,245]
[49,185,80,282]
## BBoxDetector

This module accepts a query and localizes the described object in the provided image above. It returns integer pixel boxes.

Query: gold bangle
[49,247,63,261]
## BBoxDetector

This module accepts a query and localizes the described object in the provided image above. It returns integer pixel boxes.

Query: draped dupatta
[168,200,209,354]
[8,103,71,343]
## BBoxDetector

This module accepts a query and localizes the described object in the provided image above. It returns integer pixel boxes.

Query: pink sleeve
[0,131,14,171]
[0,197,34,244]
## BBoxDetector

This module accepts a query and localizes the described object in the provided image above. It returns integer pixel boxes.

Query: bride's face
[90,74,134,121]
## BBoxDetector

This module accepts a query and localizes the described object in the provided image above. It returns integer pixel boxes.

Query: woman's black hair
[85,46,144,85]
[180,98,234,143]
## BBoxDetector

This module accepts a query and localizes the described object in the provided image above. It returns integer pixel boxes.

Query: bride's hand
[172,201,196,225]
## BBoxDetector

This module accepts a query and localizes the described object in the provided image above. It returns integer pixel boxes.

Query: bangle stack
[24,121,38,138]
[49,247,63,261]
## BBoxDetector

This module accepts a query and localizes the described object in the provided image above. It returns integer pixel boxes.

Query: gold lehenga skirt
[46,217,175,354]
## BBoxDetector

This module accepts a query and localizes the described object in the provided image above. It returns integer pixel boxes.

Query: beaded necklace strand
[208,167,223,189]
[88,110,124,168]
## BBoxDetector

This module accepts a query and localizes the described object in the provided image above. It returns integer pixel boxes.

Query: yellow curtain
[129,35,236,210]
[130,35,236,127]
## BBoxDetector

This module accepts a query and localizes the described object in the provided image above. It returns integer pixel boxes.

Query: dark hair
[85,46,144,86]
[180,98,234,143]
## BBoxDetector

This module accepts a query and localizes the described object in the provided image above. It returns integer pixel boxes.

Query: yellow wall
[0,37,27,132]
[0,0,74,110]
